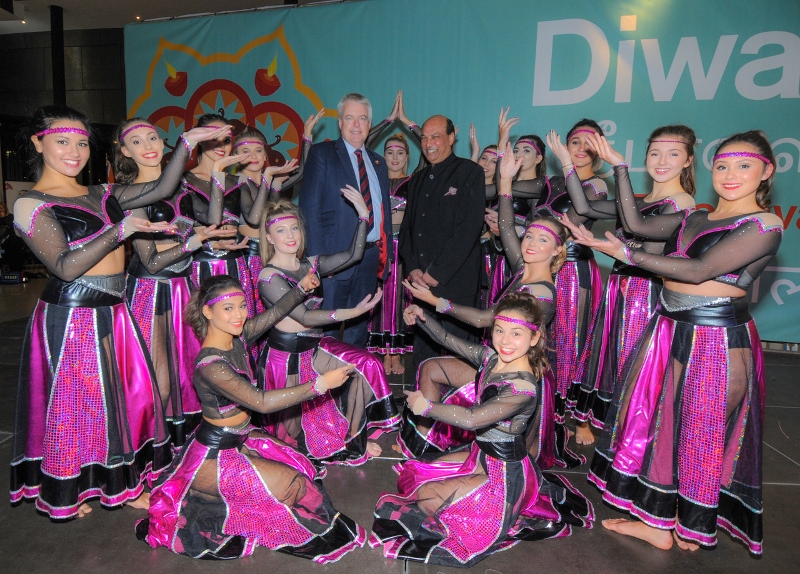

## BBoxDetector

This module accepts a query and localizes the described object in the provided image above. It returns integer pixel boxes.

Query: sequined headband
[569,129,598,137]
[266,215,297,228]
[516,139,542,156]
[713,151,772,165]
[121,123,156,140]
[495,315,538,332]
[650,139,686,144]
[385,144,407,152]
[206,291,245,306]
[235,140,265,148]
[35,127,89,138]
[528,223,562,245]
[482,149,499,158]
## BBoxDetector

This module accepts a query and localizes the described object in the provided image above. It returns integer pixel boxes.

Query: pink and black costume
[570,165,692,428]
[126,190,203,445]
[398,192,559,470]
[371,311,593,567]
[534,172,606,449]
[589,167,781,554]
[10,141,193,518]
[257,218,400,466]
[136,288,366,562]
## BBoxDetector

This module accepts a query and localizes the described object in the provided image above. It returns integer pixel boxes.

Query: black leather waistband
[611,261,660,280]
[192,248,243,262]
[267,328,322,353]
[128,261,192,279]
[475,432,529,462]
[194,419,249,451]
[40,275,124,307]
[658,296,751,327]
[565,242,594,262]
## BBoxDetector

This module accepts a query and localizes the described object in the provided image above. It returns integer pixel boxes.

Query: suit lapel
[335,138,359,189]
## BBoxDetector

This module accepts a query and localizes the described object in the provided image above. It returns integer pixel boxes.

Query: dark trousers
[321,245,380,348]
[412,292,481,374]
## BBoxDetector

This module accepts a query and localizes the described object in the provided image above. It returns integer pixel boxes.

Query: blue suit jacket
[299,137,392,280]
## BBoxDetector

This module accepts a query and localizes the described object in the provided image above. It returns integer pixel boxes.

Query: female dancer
[548,126,697,429]
[543,118,609,447]
[137,275,367,562]
[475,140,500,308]
[366,132,415,374]
[257,196,400,465]
[398,143,564,467]
[371,293,593,567]
[182,113,250,289]
[566,131,780,554]
[115,118,236,445]
[485,108,552,305]
[10,105,228,518]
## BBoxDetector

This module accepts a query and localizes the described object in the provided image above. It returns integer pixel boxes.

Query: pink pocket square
[444,187,458,196]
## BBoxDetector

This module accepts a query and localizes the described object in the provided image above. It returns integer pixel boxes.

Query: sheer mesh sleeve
[184,174,224,226]
[258,269,336,327]
[498,193,524,274]
[315,219,367,275]
[630,217,782,288]
[242,286,307,342]
[239,177,270,228]
[417,310,488,367]
[564,169,617,220]
[366,119,392,149]
[278,138,311,192]
[130,237,191,274]
[13,196,122,281]
[427,378,537,431]
[196,356,320,415]
[614,165,687,240]
[113,138,190,208]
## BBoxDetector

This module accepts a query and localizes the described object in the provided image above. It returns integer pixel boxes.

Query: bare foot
[602,518,673,550]
[390,355,405,375]
[673,530,700,551]
[77,503,93,518]
[126,492,150,510]
[575,423,595,445]
[367,441,382,457]
[383,354,392,375]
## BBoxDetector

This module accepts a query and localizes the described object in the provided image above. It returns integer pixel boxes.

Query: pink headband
[516,139,542,156]
[713,151,771,165]
[482,149,499,158]
[121,123,156,140]
[385,144,407,152]
[495,315,538,332]
[35,127,89,138]
[235,140,265,148]
[650,139,686,144]
[527,223,562,245]
[267,215,297,228]
[569,129,598,137]
[206,291,245,306]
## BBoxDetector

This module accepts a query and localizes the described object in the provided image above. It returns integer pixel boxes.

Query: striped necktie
[354,149,374,231]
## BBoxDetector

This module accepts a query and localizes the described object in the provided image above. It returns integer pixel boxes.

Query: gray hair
[337,93,372,123]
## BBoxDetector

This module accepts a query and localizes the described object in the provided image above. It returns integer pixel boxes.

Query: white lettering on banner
[751,267,800,305]
[533,19,800,105]
[735,32,800,100]
[641,36,737,101]
[772,138,800,173]
[533,19,610,106]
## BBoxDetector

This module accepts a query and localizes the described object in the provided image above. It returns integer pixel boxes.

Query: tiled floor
[1,279,798,573]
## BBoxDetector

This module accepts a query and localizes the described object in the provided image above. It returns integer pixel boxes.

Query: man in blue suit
[299,93,391,347]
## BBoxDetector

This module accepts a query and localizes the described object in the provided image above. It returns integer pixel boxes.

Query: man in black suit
[399,114,485,370]
[300,93,391,347]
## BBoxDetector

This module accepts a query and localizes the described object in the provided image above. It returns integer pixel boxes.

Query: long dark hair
[186,275,244,340]
[714,131,775,210]
[22,105,93,181]
[647,124,697,197]
[515,134,547,178]
[566,118,604,140]
[494,292,548,379]
[112,117,156,185]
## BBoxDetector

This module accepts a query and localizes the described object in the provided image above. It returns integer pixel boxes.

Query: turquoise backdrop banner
[125,0,800,342]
